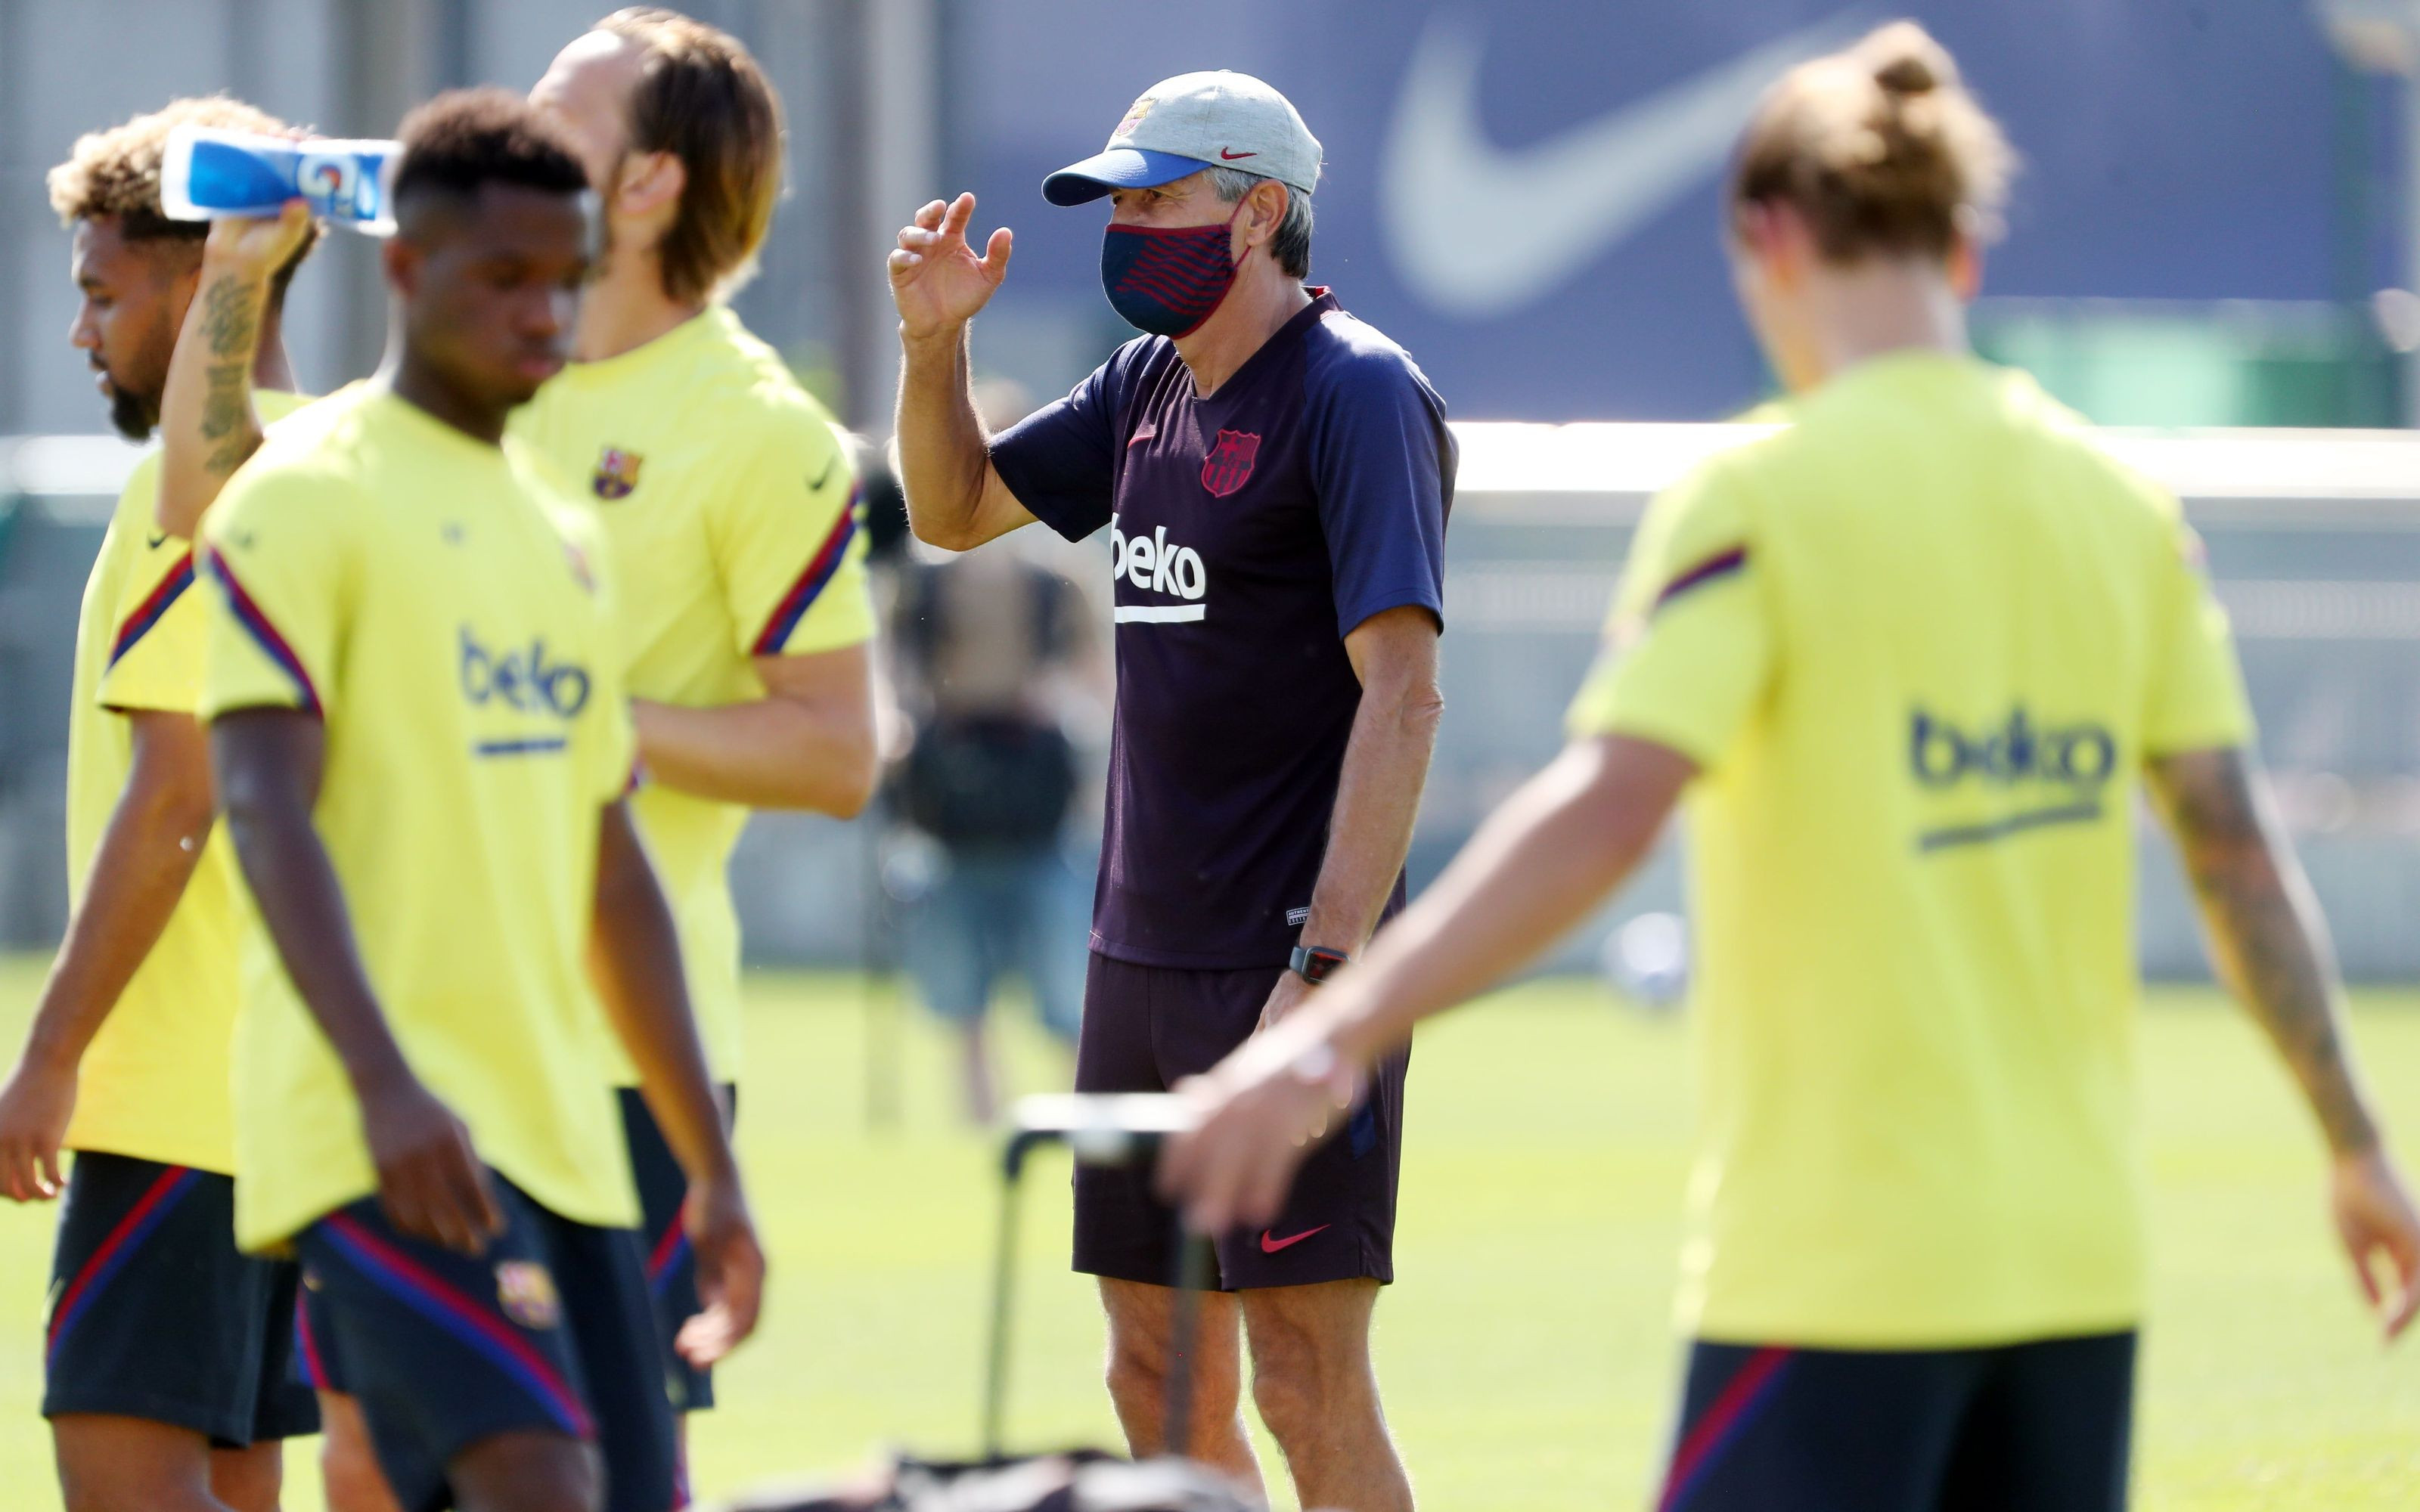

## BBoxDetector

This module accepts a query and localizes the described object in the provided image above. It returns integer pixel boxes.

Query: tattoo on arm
[2149,748,2380,1154]
[200,276,257,358]
[197,277,261,476]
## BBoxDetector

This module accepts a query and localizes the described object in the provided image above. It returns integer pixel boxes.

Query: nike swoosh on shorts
[1259,1225,1330,1254]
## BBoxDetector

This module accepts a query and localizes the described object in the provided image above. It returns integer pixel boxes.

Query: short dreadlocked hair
[48,95,322,299]
[391,88,590,216]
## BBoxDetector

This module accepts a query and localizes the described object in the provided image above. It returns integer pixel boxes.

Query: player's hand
[359,1074,504,1256]
[2331,1145,2420,1342]
[203,199,315,282]
[0,1055,76,1202]
[1159,1012,1364,1235]
[888,192,1013,342]
[1255,969,1315,1034]
[677,1167,765,1366]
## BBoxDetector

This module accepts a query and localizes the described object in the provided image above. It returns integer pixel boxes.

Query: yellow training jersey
[197,383,639,1251]
[1568,352,2253,1348]
[61,390,310,1173]
[510,305,873,1083]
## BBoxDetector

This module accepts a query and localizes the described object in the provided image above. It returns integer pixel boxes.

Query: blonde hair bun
[1860,21,1956,97]
[1728,20,2014,262]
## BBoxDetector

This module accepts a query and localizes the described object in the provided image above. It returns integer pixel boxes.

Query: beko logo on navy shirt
[1109,516,1209,624]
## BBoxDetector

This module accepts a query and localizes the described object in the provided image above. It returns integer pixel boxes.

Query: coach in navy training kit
[889,70,1450,1512]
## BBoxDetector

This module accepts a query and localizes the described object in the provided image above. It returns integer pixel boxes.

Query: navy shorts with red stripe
[617,1083,736,1414]
[293,1175,675,1512]
[1072,953,1410,1290]
[43,1151,319,1446]
[1658,1331,2136,1512]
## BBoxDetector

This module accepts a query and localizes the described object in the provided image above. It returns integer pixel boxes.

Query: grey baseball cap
[1042,70,1323,207]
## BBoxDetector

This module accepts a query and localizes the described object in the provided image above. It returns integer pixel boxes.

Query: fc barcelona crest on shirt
[1200,429,1261,498]
[592,445,643,500]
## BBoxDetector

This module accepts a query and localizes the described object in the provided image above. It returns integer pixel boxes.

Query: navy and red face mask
[1099,202,1245,338]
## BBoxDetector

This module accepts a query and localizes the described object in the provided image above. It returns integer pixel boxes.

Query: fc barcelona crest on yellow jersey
[592,446,643,500]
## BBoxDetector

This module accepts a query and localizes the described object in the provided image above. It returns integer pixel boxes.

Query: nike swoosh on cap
[1379,10,1868,320]
[1220,148,1258,160]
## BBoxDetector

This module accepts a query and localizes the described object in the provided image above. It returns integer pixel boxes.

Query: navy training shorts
[1072,952,1409,1291]
[293,1175,675,1512]
[43,1151,319,1446]
[1657,1330,2136,1511]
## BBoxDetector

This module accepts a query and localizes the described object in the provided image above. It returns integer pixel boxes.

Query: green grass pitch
[0,955,2414,1508]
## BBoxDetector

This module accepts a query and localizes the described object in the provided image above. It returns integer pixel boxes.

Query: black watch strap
[1289,945,1351,984]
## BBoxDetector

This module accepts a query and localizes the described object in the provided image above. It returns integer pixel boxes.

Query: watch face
[1294,947,1348,983]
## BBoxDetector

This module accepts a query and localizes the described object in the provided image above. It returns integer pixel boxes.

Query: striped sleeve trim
[750,489,861,656]
[1651,546,1748,615]
[201,546,323,715]
[107,551,196,670]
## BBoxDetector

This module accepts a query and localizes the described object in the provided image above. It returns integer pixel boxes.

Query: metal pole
[981,1130,1047,1458]
[979,1151,1022,1458]
[2317,0,2420,422]
[2401,61,2420,426]
[1163,1233,1214,1461]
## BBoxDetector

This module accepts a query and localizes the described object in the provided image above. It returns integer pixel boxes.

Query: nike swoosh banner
[951,1,2345,420]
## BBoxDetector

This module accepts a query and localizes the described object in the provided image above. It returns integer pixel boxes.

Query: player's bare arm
[2147,745,2420,1338]
[630,642,878,815]
[889,193,1036,550]
[154,203,312,541]
[1163,733,1696,1233]
[0,711,213,1201]
[211,707,504,1256]
[1259,605,1444,1030]
[587,800,765,1362]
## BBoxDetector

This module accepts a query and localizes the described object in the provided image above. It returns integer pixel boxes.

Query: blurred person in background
[160,11,879,1505]
[890,69,1452,1512]
[1161,23,2420,1512]
[0,98,320,1512]
[887,378,1109,1123]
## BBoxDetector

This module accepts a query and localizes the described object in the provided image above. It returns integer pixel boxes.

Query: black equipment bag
[897,714,1078,850]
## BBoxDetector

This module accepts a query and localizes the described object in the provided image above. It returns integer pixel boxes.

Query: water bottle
[160,125,400,235]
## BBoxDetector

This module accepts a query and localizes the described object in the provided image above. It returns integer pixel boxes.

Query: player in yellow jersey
[1161,24,2420,1512]
[520,16,876,1464]
[157,20,876,1499]
[194,91,762,1512]
[0,98,320,1512]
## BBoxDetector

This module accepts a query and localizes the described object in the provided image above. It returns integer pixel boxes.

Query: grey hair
[1204,164,1312,280]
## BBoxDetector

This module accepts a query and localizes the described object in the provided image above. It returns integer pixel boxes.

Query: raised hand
[203,198,315,283]
[888,192,1013,342]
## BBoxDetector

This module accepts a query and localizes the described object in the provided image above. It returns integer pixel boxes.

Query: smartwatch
[1289,944,1351,984]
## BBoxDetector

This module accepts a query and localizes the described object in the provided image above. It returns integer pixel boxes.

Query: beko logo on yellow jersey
[1910,708,2116,790]
[1109,516,1208,624]
[459,627,591,717]
[1909,707,2118,854]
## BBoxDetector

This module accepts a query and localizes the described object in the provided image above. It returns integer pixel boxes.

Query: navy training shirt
[988,290,1455,969]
